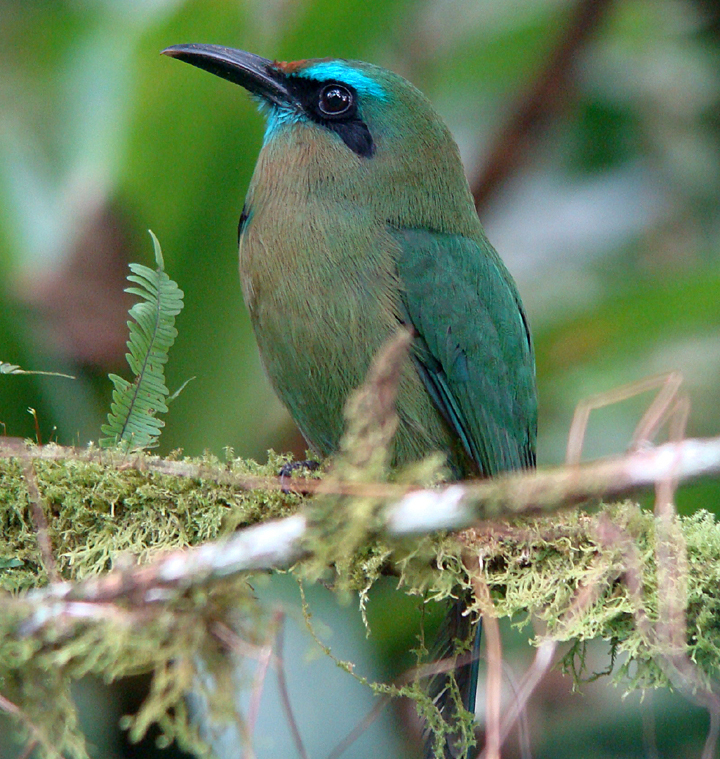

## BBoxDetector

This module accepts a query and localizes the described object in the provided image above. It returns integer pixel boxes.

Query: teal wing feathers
[391,227,536,478]
[393,227,536,758]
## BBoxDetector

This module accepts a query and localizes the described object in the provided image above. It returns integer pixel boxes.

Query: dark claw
[278,459,320,492]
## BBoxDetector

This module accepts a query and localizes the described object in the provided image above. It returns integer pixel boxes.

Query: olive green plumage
[164,45,537,758]
[237,58,536,477]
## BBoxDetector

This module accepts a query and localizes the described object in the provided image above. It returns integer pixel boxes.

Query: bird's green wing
[392,227,537,477]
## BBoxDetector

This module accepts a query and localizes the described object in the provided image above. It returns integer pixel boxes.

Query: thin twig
[497,661,533,759]
[640,692,659,759]
[477,640,556,759]
[212,621,271,662]
[566,372,684,465]
[326,693,391,759]
[0,693,23,719]
[502,641,555,754]
[274,616,309,759]
[479,591,502,759]
[703,713,720,759]
[0,694,49,757]
[476,546,606,759]
[467,560,502,759]
[244,615,279,759]
[596,445,720,759]
[21,460,59,582]
[652,413,720,758]
[15,739,39,759]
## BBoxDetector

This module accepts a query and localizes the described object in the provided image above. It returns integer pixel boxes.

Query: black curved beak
[161,44,292,108]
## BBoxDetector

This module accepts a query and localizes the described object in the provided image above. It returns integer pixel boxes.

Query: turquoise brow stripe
[297,62,387,100]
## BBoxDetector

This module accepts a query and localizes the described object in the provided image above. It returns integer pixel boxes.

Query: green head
[162,45,482,236]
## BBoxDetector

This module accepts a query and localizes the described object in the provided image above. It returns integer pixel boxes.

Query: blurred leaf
[0,363,75,379]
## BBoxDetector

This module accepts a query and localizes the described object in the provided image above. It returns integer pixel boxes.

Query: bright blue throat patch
[255,97,302,142]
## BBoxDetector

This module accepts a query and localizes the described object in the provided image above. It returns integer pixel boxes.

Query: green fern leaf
[99,231,185,451]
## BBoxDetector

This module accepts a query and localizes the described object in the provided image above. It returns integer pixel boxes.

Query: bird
[162,44,537,759]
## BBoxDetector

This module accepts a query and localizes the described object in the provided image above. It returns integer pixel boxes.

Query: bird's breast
[238,195,403,455]
[235,133,459,464]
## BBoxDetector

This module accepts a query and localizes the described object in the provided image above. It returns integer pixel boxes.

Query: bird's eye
[317,84,353,117]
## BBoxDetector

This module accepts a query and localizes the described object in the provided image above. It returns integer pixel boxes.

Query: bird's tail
[423,594,481,759]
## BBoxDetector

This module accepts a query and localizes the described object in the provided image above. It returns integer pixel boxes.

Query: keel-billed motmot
[163,44,537,758]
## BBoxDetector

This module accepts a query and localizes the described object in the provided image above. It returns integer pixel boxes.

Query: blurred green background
[2,0,720,757]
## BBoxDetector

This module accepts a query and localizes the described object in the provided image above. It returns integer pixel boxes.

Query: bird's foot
[278,459,320,493]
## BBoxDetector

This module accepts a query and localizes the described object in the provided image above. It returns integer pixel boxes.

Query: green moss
[2,440,720,758]
[0,447,303,756]
[452,504,720,688]
[0,447,302,590]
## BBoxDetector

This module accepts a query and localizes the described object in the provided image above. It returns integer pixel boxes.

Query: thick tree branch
[3,433,720,759]
[3,434,719,618]
[388,434,720,533]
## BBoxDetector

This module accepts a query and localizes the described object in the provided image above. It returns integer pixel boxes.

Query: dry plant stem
[597,505,720,742]
[472,0,614,211]
[495,663,532,759]
[244,615,281,759]
[212,622,271,663]
[640,693,660,759]
[632,373,685,448]
[652,425,720,759]
[474,577,502,759]
[240,725,256,759]
[668,395,691,446]
[477,545,607,759]
[0,693,23,720]
[21,460,59,582]
[274,619,309,759]
[494,642,556,756]
[16,740,39,759]
[596,516,649,638]
[581,382,716,752]
[703,715,720,759]
[0,694,47,758]
[27,408,41,446]
[210,618,310,759]
[326,695,391,759]
[413,652,479,686]
[566,372,683,465]
[215,620,274,759]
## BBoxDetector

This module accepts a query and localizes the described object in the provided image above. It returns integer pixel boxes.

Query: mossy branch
[2,333,720,757]
[2,436,720,756]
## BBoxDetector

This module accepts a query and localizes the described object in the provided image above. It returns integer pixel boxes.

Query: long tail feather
[423,595,482,759]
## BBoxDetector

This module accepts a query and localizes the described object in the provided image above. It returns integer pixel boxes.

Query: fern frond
[100,231,185,451]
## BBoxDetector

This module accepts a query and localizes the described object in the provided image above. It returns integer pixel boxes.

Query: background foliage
[2,0,720,757]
